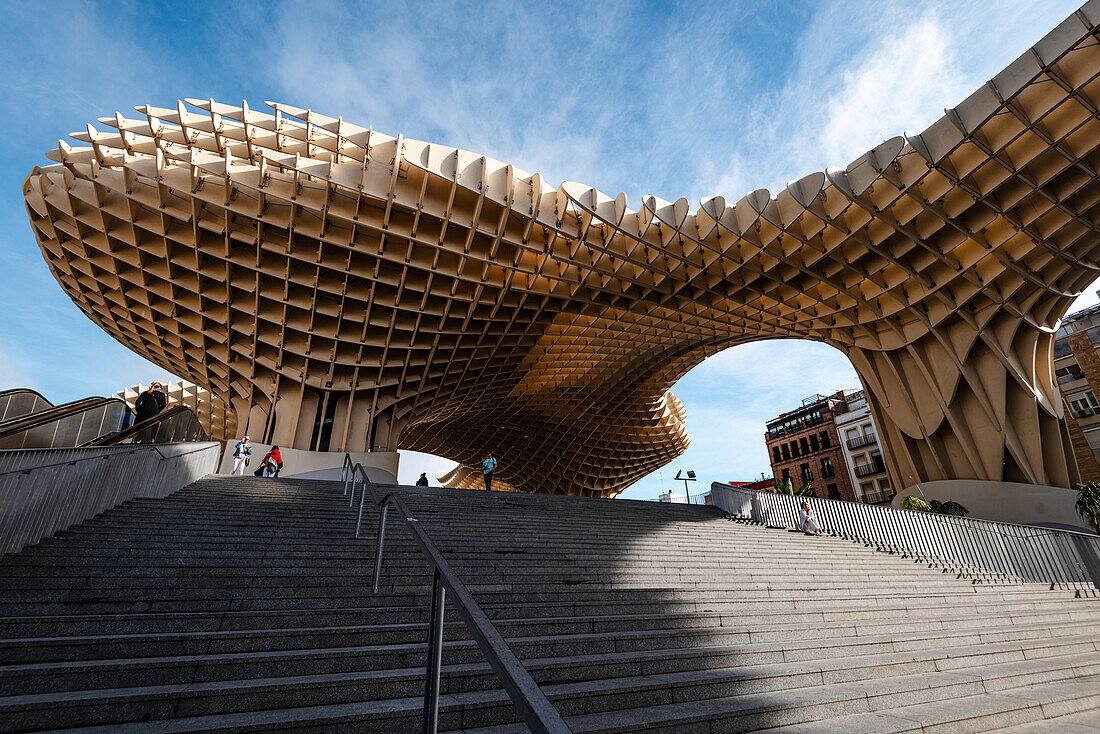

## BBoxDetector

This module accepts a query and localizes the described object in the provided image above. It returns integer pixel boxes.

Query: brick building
[764,392,857,502]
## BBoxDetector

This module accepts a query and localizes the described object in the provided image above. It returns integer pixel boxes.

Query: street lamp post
[674,469,696,503]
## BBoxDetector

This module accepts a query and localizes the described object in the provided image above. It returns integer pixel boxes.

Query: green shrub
[933,500,969,517]
[902,495,968,517]
[902,496,932,512]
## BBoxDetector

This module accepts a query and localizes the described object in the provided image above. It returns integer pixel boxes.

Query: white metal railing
[710,482,1100,588]
[342,455,571,734]
[0,443,222,556]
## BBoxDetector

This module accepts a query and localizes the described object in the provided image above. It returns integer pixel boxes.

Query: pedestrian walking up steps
[0,477,1098,733]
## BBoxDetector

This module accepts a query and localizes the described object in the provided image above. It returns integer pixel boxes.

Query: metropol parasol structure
[22,7,1100,497]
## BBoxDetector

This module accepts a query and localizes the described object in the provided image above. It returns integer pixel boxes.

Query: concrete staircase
[0,476,1097,732]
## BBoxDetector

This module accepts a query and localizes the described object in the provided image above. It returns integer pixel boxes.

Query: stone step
[1,476,1094,732]
[749,674,1100,733]
[976,708,1100,733]
[0,590,1093,642]
[0,573,1058,602]
[5,591,1096,651]
[2,599,1097,664]
[4,619,1094,704]
[1,621,1094,697]
[24,664,1099,733]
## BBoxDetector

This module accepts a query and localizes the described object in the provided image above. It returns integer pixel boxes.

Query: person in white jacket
[799,501,825,536]
[231,436,252,475]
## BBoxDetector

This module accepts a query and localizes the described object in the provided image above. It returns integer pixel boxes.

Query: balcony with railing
[854,457,886,477]
[846,432,878,450]
[862,487,896,504]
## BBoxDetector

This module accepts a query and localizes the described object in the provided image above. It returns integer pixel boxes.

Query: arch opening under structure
[22,4,1100,497]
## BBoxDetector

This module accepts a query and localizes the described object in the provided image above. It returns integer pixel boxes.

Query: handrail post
[423,568,446,734]
[371,502,390,594]
[356,476,368,538]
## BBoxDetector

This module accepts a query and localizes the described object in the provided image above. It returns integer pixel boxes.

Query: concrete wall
[893,479,1090,532]
[218,441,399,484]
[0,442,222,556]
[708,485,748,516]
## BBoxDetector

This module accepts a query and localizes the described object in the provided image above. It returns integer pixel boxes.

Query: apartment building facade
[834,390,893,503]
[764,392,857,502]
[1053,302,1100,482]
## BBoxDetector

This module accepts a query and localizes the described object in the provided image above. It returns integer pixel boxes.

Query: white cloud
[815,14,965,165]
[695,0,1081,198]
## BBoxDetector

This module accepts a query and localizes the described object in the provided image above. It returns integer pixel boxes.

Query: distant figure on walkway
[255,446,283,478]
[799,501,824,536]
[482,452,497,491]
[416,472,429,487]
[134,382,167,422]
[231,436,252,475]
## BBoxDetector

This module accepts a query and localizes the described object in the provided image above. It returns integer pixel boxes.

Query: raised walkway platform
[0,477,1097,731]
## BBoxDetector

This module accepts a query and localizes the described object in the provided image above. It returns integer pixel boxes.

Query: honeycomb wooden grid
[22,5,1100,496]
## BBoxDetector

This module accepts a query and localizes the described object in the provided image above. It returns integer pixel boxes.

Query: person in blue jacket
[482,452,497,491]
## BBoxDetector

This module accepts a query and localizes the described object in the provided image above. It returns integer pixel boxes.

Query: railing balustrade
[342,455,571,734]
[0,442,221,556]
[710,482,1100,589]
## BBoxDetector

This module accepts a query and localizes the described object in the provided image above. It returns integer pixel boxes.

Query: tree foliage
[1077,482,1100,534]
[773,478,813,497]
[902,495,932,512]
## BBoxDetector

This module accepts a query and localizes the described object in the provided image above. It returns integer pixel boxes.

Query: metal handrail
[341,455,572,734]
[710,482,1100,589]
[86,405,207,446]
[0,442,217,478]
[0,396,128,435]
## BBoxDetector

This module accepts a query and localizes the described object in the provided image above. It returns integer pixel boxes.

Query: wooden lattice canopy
[23,5,1100,496]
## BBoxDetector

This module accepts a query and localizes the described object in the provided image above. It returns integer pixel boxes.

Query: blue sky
[0,0,1093,498]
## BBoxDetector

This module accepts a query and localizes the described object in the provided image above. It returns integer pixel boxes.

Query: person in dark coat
[134,382,167,422]
[416,473,429,487]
